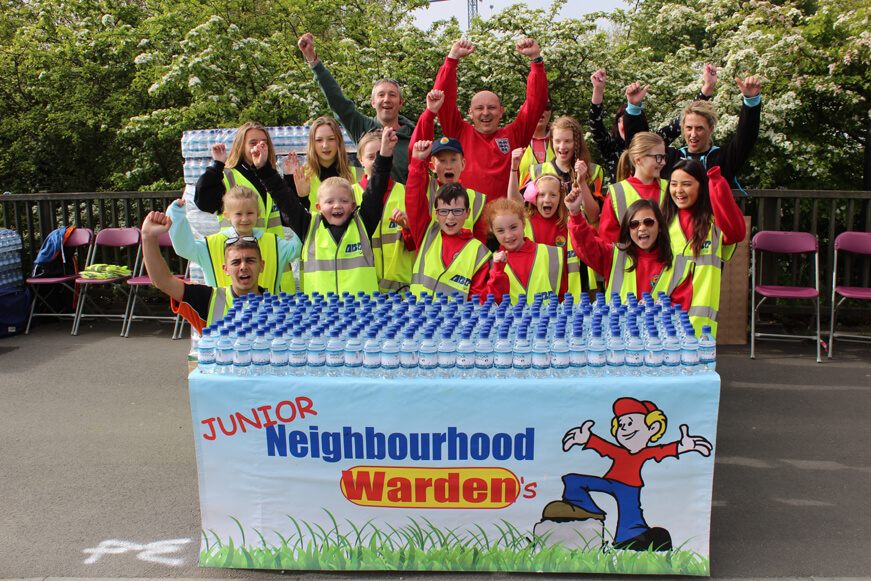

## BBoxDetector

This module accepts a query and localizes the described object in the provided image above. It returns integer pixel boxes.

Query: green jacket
[311,61,415,184]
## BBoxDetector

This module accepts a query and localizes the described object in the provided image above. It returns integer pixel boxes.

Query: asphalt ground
[2,318,869,580]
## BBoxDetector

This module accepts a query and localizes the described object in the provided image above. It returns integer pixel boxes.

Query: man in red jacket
[427,37,549,203]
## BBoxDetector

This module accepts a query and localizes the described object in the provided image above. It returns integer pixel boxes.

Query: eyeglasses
[645,154,666,164]
[629,218,657,230]
[435,208,467,217]
[225,236,257,246]
[544,102,553,112]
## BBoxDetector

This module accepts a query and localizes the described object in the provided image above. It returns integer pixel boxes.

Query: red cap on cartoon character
[613,397,658,417]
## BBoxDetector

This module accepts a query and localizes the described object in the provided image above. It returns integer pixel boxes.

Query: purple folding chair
[122,231,188,338]
[750,231,821,362]
[25,228,95,334]
[71,227,141,336]
[828,231,871,358]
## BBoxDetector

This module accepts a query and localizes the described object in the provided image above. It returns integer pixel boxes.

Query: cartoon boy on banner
[542,397,712,551]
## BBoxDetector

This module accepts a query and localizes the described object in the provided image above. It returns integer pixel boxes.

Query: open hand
[563,420,594,451]
[677,424,713,456]
[702,64,718,96]
[250,141,268,169]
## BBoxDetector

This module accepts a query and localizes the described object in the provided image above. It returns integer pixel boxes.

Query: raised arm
[359,127,397,237]
[405,141,435,249]
[407,90,441,162]
[565,188,613,279]
[574,161,601,225]
[718,75,762,183]
[142,211,185,302]
[621,81,652,151]
[657,64,718,145]
[706,165,746,245]
[433,40,474,137]
[509,38,549,146]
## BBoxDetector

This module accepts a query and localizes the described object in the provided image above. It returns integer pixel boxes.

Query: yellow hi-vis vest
[206,287,235,326]
[427,177,486,232]
[668,218,736,338]
[605,247,692,303]
[518,141,555,186]
[410,223,491,299]
[352,181,413,294]
[204,230,287,295]
[522,220,595,299]
[504,243,564,305]
[220,168,284,236]
[528,161,605,198]
[301,210,378,296]
[607,178,668,224]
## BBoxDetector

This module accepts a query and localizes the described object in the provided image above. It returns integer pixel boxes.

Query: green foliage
[0,0,868,193]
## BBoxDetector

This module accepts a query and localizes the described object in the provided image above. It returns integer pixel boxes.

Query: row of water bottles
[181,126,356,159]
[0,229,23,288]
[195,289,716,379]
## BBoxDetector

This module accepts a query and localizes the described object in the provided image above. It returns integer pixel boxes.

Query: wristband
[530,56,544,64]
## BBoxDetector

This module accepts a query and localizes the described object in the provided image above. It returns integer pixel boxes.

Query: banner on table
[189,372,719,575]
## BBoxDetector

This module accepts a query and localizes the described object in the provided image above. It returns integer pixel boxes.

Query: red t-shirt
[598,176,664,244]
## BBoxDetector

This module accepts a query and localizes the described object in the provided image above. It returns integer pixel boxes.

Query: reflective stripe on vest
[667,217,735,337]
[410,223,491,298]
[608,179,668,223]
[206,287,234,326]
[519,142,555,183]
[220,169,284,235]
[504,243,563,304]
[427,178,485,232]
[523,220,590,295]
[301,210,378,295]
[354,182,413,294]
[605,247,690,301]
[204,230,282,294]
[529,161,603,192]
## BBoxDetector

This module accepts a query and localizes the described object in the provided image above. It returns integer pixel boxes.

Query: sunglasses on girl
[629,218,657,229]
[225,236,257,245]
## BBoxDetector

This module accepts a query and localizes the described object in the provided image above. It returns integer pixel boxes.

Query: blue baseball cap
[431,136,463,156]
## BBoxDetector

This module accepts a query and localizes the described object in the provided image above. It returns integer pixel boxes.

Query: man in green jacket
[298,32,416,184]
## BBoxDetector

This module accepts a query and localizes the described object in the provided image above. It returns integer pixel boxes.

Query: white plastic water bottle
[343,329,363,377]
[512,328,532,379]
[270,330,289,376]
[381,330,401,379]
[418,329,439,379]
[531,328,551,379]
[550,327,570,378]
[325,329,345,377]
[681,327,700,375]
[493,330,513,379]
[662,327,682,376]
[644,328,664,376]
[587,327,607,377]
[232,330,252,376]
[624,327,644,377]
[456,331,476,378]
[399,329,419,378]
[307,328,326,376]
[437,330,457,379]
[606,325,625,376]
[251,329,272,375]
[698,325,716,372]
[474,328,494,378]
[197,327,216,374]
[288,329,308,375]
[362,329,382,378]
[215,329,234,375]
[569,324,587,376]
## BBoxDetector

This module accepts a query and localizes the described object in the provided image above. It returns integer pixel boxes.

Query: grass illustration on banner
[198,512,709,574]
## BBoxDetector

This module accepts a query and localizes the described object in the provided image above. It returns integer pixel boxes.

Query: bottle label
[251,350,271,366]
[363,352,380,368]
[289,351,307,367]
[270,352,288,366]
[326,352,344,367]
[588,351,606,367]
[198,349,216,365]
[625,350,643,366]
[475,353,494,369]
[645,351,663,366]
[382,353,400,369]
[233,352,251,366]
[663,350,681,366]
[551,352,570,369]
[681,349,699,365]
[400,352,419,368]
[532,352,550,369]
[456,352,474,369]
[438,353,456,368]
[217,349,234,365]
[494,353,512,369]
[307,351,325,366]
[344,350,363,367]
[699,347,716,362]
[607,350,625,366]
[569,350,587,367]
[513,353,531,368]
[419,352,438,369]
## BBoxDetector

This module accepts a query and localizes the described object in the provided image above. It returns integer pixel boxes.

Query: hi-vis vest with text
[206,287,235,327]
[518,141,555,187]
[523,221,594,297]
[668,218,735,338]
[301,210,378,296]
[504,243,564,305]
[528,161,605,199]
[605,247,691,303]
[204,230,287,295]
[352,182,413,293]
[410,223,491,299]
[607,179,668,224]
[427,177,486,232]
[220,169,284,236]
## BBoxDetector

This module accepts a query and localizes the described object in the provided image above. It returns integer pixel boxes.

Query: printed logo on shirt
[495,138,510,154]
[702,240,713,252]
[345,242,363,254]
[567,249,576,259]
[555,235,567,248]
[450,274,471,287]
[650,273,661,288]
[453,252,460,260]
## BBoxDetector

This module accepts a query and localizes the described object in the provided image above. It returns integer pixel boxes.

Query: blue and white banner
[189,371,719,574]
